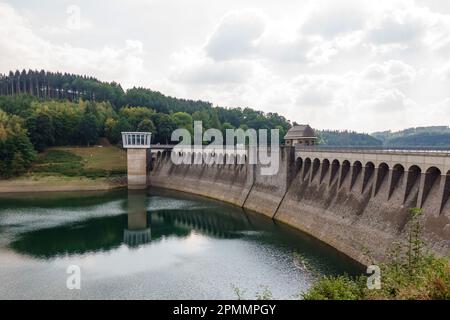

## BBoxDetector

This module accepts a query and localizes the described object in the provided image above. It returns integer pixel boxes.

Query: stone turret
[284,124,317,147]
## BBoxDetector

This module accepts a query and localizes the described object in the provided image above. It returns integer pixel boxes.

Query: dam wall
[242,147,297,218]
[149,147,450,264]
[149,151,254,207]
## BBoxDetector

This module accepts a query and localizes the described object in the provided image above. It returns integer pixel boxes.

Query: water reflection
[1,188,362,276]
[5,189,253,259]
[123,190,151,247]
[153,203,250,239]
[0,188,364,299]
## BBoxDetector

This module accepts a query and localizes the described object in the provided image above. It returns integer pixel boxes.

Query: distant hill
[318,130,382,147]
[372,126,450,147]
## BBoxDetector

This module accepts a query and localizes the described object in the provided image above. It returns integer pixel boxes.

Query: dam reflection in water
[123,189,253,248]
[0,188,361,299]
[123,190,151,247]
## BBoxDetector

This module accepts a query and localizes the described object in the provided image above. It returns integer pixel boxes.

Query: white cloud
[205,10,266,61]
[165,1,450,132]
[0,2,146,88]
[439,64,450,81]
[257,36,313,64]
[293,75,342,108]
[364,1,450,55]
[432,97,450,111]
[40,4,92,35]
[170,50,254,85]
[362,60,416,84]
[301,0,371,38]
[365,88,413,112]
[1,0,450,132]
[367,11,426,45]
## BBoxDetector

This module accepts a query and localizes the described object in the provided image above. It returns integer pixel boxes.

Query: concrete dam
[148,146,450,265]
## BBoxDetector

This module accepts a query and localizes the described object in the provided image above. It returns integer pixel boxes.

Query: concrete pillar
[122,132,151,189]
[338,163,350,189]
[404,167,421,205]
[416,172,426,208]
[310,160,320,184]
[436,174,448,214]
[373,165,389,197]
[328,162,339,187]
[350,164,361,192]
[308,162,314,183]
[394,173,408,205]
[283,146,297,189]
[440,173,450,214]
[302,160,312,182]
[418,169,441,209]
[337,165,343,189]
[385,169,395,200]
[127,148,148,189]
[320,161,330,185]
[362,164,375,194]
[372,168,380,198]
[344,165,354,191]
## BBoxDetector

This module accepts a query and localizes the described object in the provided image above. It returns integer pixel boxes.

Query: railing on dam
[151,144,450,154]
[296,145,450,156]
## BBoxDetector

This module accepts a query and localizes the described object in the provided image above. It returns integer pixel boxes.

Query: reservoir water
[0,188,361,299]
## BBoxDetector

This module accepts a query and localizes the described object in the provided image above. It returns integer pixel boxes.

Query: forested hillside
[318,127,450,148]
[0,70,292,178]
[372,126,450,147]
[318,130,382,147]
[319,127,450,148]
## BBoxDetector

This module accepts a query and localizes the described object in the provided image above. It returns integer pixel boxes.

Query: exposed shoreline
[0,175,127,193]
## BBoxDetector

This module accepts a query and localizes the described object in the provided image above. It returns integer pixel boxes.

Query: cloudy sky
[1,0,450,132]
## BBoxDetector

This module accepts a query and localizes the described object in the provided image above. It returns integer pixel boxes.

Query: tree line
[0,109,36,177]
[0,70,213,113]
[317,130,383,146]
[372,126,450,147]
[0,85,292,178]
[0,70,123,104]
[0,70,292,131]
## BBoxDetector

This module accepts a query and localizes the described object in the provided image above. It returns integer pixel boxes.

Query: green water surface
[0,188,362,299]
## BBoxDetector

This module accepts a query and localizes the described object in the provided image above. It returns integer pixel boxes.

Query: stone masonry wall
[149,147,450,265]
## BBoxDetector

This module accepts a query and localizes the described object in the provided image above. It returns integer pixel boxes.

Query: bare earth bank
[0,175,127,193]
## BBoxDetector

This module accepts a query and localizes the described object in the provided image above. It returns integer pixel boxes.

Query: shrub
[302,276,363,300]
[0,109,36,178]
[303,208,450,300]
